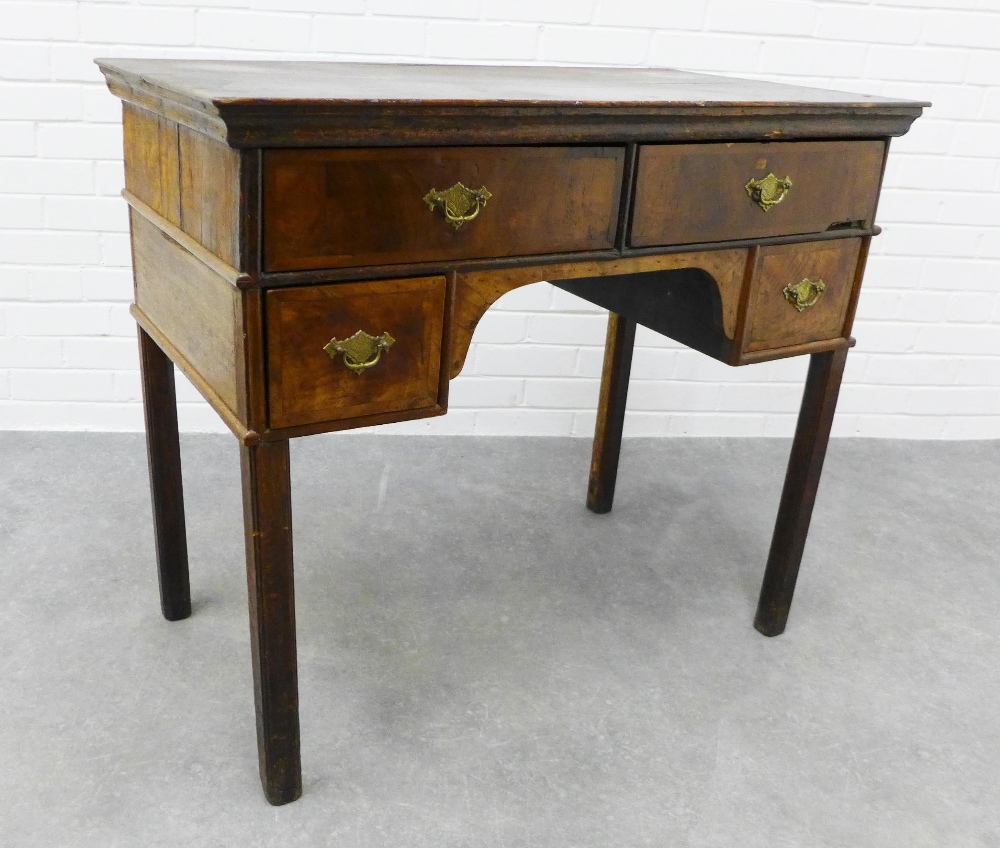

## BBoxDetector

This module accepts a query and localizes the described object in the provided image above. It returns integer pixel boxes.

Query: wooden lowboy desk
[98,60,926,805]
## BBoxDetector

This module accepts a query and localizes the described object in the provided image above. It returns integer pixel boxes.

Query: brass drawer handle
[783,278,826,312]
[423,182,492,230]
[323,330,395,375]
[746,172,792,211]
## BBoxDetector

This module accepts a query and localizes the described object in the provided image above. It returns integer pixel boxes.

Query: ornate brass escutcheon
[745,172,792,211]
[423,182,492,230]
[323,330,395,375]
[783,278,826,312]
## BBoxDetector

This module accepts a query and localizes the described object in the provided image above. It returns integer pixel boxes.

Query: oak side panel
[131,210,241,415]
[123,103,181,227]
[631,140,885,248]
[178,124,241,267]
[263,146,625,271]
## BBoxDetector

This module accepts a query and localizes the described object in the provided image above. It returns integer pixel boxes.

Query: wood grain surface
[178,124,241,267]
[98,60,927,147]
[266,276,446,429]
[745,239,862,353]
[124,102,243,266]
[123,103,181,227]
[130,210,241,413]
[452,249,748,376]
[586,312,636,514]
[240,439,301,805]
[103,59,925,807]
[137,326,191,622]
[631,140,885,248]
[754,348,850,637]
[263,146,624,272]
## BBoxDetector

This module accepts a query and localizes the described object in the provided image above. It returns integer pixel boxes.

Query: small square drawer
[263,146,625,272]
[266,276,446,429]
[630,140,884,248]
[744,239,862,354]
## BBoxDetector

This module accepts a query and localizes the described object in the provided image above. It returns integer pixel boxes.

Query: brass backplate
[783,278,826,312]
[324,330,395,375]
[423,182,492,230]
[746,173,792,211]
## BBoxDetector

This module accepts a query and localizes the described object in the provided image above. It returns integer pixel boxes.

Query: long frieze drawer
[266,276,446,429]
[263,146,626,272]
[744,239,862,353]
[630,140,884,248]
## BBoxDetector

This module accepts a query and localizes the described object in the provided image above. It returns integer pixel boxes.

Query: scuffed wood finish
[755,348,849,637]
[745,238,862,353]
[739,335,854,366]
[266,276,446,429]
[178,124,241,267]
[101,59,925,804]
[132,305,255,444]
[841,235,874,340]
[123,103,180,226]
[130,210,241,415]
[256,230,879,291]
[125,192,247,287]
[240,440,301,805]
[451,249,748,376]
[239,287,268,434]
[137,326,191,622]
[631,140,885,248]
[98,60,927,148]
[587,313,636,514]
[123,104,243,266]
[263,146,624,272]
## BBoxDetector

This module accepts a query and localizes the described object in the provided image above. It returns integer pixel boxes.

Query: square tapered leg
[587,311,637,514]
[240,440,302,805]
[755,348,849,637]
[138,326,191,622]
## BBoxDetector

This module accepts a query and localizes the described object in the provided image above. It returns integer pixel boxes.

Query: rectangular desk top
[97,60,927,148]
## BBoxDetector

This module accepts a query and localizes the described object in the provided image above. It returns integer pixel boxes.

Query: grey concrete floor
[1,432,998,847]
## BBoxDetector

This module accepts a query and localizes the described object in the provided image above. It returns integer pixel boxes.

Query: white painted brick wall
[1,0,998,438]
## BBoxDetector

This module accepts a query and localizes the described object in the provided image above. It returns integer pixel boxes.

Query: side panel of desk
[130,210,244,429]
[123,103,259,441]
[124,104,242,269]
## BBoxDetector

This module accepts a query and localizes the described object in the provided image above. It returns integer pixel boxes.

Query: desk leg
[240,440,302,805]
[754,348,848,637]
[138,326,191,622]
[587,312,636,514]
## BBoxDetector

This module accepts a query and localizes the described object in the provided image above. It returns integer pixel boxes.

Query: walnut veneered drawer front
[630,140,885,248]
[745,239,862,354]
[266,276,446,429]
[262,146,626,272]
